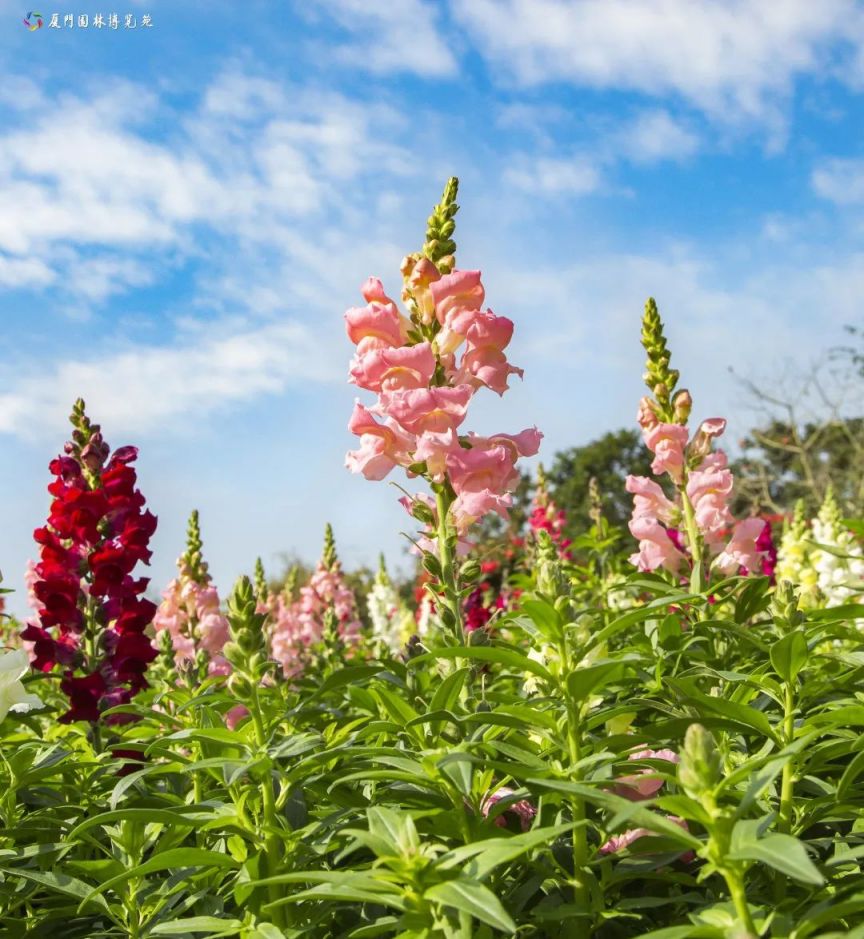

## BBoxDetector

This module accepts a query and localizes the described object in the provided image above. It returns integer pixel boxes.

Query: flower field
[2,179,864,938]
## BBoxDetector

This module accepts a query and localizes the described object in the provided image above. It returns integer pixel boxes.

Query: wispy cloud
[0,318,341,439]
[501,107,698,199]
[305,0,458,77]
[505,155,602,195]
[812,157,864,205]
[0,69,412,306]
[614,109,699,164]
[453,0,864,128]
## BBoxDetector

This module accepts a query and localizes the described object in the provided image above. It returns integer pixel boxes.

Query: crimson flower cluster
[22,401,158,723]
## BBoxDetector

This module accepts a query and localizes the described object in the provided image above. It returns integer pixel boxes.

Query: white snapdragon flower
[0,649,43,723]
[811,489,864,608]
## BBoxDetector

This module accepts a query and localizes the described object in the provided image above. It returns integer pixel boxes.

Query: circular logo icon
[22,11,43,30]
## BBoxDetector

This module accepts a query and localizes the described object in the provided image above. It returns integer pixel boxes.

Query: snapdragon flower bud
[679,723,722,800]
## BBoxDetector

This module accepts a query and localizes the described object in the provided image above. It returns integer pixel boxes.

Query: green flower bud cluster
[641,298,682,421]
[588,476,603,529]
[679,723,722,802]
[68,397,110,485]
[771,580,805,633]
[152,626,178,687]
[536,529,569,599]
[282,565,299,604]
[224,575,269,699]
[422,176,459,273]
[181,510,208,585]
[254,556,268,606]
[322,522,339,573]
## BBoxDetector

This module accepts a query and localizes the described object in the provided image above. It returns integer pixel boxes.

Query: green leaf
[666,678,776,740]
[367,806,419,857]
[408,645,553,682]
[425,879,516,933]
[518,599,565,641]
[728,825,824,885]
[80,848,239,905]
[150,917,244,936]
[67,807,205,841]
[0,867,111,914]
[770,630,808,684]
[438,824,574,880]
[566,660,627,704]
[429,667,470,714]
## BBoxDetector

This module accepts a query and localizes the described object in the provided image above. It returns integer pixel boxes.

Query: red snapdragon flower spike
[23,400,158,725]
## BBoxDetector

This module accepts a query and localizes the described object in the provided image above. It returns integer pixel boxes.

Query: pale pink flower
[349,342,437,393]
[686,461,735,547]
[687,417,727,464]
[465,428,543,460]
[413,428,461,481]
[457,311,523,394]
[637,396,659,429]
[430,269,485,353]
[628,516,686,573]
[713,517,767,575]
[643,423,689,482]
[268,560,363,678]
[377,385,473,435]
[447,445,519,532]
[403,257,441,324]
[626,476,678,525]
[154,570,231,671]
[361,276,396,305]
[225,704,249,730]
[345,299,409,356]
[345,402,416,481]
[207,655,232,678]
[600,816,691,856]
[613,748,680,801]
[481,786,536,831]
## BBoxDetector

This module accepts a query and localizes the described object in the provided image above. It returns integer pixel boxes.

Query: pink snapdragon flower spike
[266,525,362,678]
[344,178,541,642]
[626,299,769,590]
[153,510,231,679]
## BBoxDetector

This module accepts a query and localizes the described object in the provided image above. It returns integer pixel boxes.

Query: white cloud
[307,0,458,77]
[0,253,56,288]
[453,0,864,124]
[501,108,697,200]
[0,319,342,438]
[505,156,602,195]
[615,109,699,163]
[812,158,864,205]
[0,71,412,304]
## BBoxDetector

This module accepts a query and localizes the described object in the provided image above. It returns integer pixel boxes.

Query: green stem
[562,641,590,939]
[778,685,795,835]
[679,486,704,595]
[725,868,757,937]
[250,682,285,928]
[774,684,796,903]
[434,488,464,645]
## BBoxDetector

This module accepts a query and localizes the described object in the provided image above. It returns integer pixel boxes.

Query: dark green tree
[545,428,653,535]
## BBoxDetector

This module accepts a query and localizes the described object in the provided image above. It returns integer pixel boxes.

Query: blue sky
[1,0,864,616]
